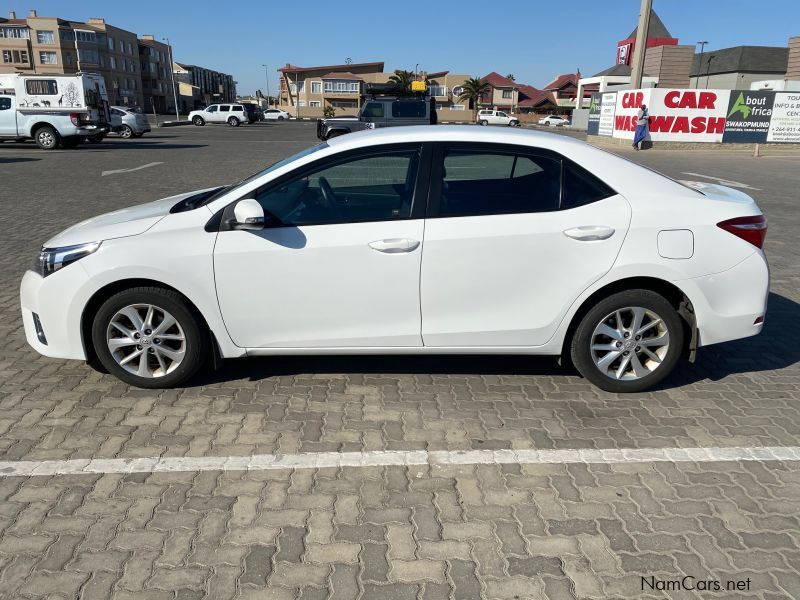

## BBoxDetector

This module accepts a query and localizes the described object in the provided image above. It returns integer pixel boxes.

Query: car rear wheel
[570,289,684,393]
[278,115,285,120]
[192,116,205,126]
[34,126,60,150]
[87,134,105,143]
[325,130,345,139]
[91,287,209,389]
[228,117,240,127]
[479,120,488,126]
[119,125,134,138]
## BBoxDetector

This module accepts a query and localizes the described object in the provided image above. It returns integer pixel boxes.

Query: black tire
[91,286,209,389]
[132,133,144,138]
[34,126,60,150]
[120,125,134,139]
[479,120,488,126]
[193,116,205,126]
[570,289,684,393]
[87,134,105,144]
[277,115,285,120]
[228,117,240,127]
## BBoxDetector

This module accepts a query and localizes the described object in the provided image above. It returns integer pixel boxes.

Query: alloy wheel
[590,306,670,381]
[106,303,186,378]
[38,130,55,148]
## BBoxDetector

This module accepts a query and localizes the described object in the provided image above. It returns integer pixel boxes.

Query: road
[1,123,800,599]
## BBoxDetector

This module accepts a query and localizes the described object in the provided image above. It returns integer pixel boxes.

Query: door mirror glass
[232,198,265,230]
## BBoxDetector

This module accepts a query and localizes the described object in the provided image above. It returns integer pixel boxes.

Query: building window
[127,42,133,55]
[60,30,75,41]
[108,36,114,50]
[78,49,99,64]
[429,85,447,96]
[299,100,306,107]
[0,26,29,39]
[37,30,55,44]
[502,89,512,99]
[110,56,117,69]
[39,51,57,65]
[65,53,73,66]
[2,49,29,63]
[323,81,359,93]
[75,30,97,43]
[309,100,321,107]
[119,40,124,52]
[311,81,321,94]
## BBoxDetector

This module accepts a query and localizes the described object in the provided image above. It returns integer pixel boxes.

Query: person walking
[633,103,649,151]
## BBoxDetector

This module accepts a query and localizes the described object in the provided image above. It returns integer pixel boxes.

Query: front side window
[362,102,384,118]
[207,105,218,112]
[253,149,420,226]
[438,148,561,217]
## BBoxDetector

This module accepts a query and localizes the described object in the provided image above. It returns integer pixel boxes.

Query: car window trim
[208,142,432,232]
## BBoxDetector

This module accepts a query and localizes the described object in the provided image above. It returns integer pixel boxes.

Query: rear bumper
[680,250,769,346]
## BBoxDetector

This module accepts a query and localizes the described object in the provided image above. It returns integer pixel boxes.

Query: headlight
[33,241,101,278]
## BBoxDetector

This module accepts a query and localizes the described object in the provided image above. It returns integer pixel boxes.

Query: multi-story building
[84,18,142,107]
[138,35,176,113]
[174,62,235,109]
[478,72,520,111]
[425,71,471,114]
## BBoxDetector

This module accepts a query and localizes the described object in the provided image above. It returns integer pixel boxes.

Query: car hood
[44,188,213,248]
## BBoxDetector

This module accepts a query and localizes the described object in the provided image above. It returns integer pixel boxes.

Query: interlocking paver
[1,126,800,598]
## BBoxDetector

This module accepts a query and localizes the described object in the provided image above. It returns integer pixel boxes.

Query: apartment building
[174,62,236,109]
[138,35,176,113]
[84,18,142,107]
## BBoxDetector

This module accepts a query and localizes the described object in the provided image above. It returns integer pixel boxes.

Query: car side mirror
[232,198,265,230]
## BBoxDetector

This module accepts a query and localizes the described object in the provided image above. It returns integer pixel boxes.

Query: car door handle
[563,226,615,241]
[368,238,420,253]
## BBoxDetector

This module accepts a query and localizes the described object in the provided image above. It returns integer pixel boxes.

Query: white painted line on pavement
[681,172,761,190]
[102,162,163,176]
[1,446,798,477]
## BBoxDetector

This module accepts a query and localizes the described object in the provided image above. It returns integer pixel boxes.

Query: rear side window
[25,79,58,95]
[392,101,425,118]
[562,162,615,209]
[439,149,561,217]
[219,105,230,112]
[362,102,384,118]
[233,106,244,111]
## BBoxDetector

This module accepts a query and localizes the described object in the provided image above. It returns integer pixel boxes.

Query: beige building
[278,61,472,120]
[84,18,142,107]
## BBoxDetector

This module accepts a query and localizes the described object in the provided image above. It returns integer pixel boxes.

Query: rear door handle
[563,226,615,241]
[368,238,420,253]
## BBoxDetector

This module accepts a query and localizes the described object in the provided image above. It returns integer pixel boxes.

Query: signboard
[612,89,730,142]
[617,43,631,65]
[767,92,800,143]
[598,92,617,137]
[723,91,774,143]
[587,93,602,135]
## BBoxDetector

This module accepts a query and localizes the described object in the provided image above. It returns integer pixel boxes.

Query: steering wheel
[317,176,340,218]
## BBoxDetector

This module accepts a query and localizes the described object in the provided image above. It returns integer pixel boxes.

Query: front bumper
[681,250,770,347]
[20,268,90,360]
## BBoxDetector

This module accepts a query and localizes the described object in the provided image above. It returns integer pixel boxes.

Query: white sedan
[20,126,768,392]
[539,115,570,127]
[263,108,290,120]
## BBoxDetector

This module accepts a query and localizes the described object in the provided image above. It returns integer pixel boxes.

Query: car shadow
[191,292,800,391]
[0,156,40,163]
[80,142,207,151]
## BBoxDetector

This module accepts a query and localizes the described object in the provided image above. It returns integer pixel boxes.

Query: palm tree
[457,77,491,118]
[505,74,516,81]
[388,70,414,93]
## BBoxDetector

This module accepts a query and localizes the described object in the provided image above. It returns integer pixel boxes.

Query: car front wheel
[91,287,209,388]
[570,289,684,393]
[192,116,205,126]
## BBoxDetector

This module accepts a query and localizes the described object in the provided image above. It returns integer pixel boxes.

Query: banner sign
[723,91,774,143]
[598,92,617,137]
[587,93,602,136]
[767,93,800,143]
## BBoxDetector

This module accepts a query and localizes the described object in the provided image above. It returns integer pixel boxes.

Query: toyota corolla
[20,126,768,392]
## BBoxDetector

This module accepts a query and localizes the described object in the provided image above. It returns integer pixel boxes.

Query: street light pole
[163,36,180,121]
[695,41,708,88]
[629,0,653,89]
[261,64,270,108]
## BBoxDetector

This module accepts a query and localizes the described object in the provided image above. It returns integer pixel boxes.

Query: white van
[0,73,111,149]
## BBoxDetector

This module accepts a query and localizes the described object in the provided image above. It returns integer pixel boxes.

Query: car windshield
[197,142,330,207]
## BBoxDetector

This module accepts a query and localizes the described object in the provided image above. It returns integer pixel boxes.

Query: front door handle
[368,238,420,253]
[563,226,615,241]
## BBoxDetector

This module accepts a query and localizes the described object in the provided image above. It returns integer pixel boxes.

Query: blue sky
[8,1,800,95]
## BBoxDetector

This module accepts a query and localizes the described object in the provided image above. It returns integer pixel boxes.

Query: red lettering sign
[621,92,643,109]
[662,91,718,110]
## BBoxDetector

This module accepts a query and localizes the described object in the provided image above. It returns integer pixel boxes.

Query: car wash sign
[613,89,731,142]
[723,91,774,143]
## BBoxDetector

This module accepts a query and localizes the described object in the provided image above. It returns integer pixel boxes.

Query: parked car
[110,106,151,138]
[263,108,290,121]
[20,126,769,392]
[0,73,110,149]
[188,104,249,127]
[243,104,263,124]
[540,115,570,127]
[317,93,435,140]
[476,109,520,127]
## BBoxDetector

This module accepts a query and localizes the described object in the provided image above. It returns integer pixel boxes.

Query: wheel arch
[562,276,697,362]
[29,121,57,137]
[80,278,222,369]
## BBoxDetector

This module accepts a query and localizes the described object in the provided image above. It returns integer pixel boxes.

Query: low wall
[588,134,799,155]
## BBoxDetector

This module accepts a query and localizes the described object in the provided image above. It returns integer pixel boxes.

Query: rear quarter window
[562,161,616,209]
[391,101,426,118]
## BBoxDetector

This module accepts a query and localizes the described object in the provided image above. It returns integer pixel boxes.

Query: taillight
[717,215,767,249]
[70,113,79,126]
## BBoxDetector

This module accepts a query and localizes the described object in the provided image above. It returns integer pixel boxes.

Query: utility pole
[163,37,180,120]
[695,41,708,88]
[629,0,653,89]
[262,64,270,107]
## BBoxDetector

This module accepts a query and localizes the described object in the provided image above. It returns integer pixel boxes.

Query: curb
[158,120,192,128]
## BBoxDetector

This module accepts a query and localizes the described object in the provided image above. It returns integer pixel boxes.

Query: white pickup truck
[0,73,111,149]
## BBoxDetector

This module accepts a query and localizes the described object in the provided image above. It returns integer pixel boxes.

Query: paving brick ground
[1,124,799,598]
